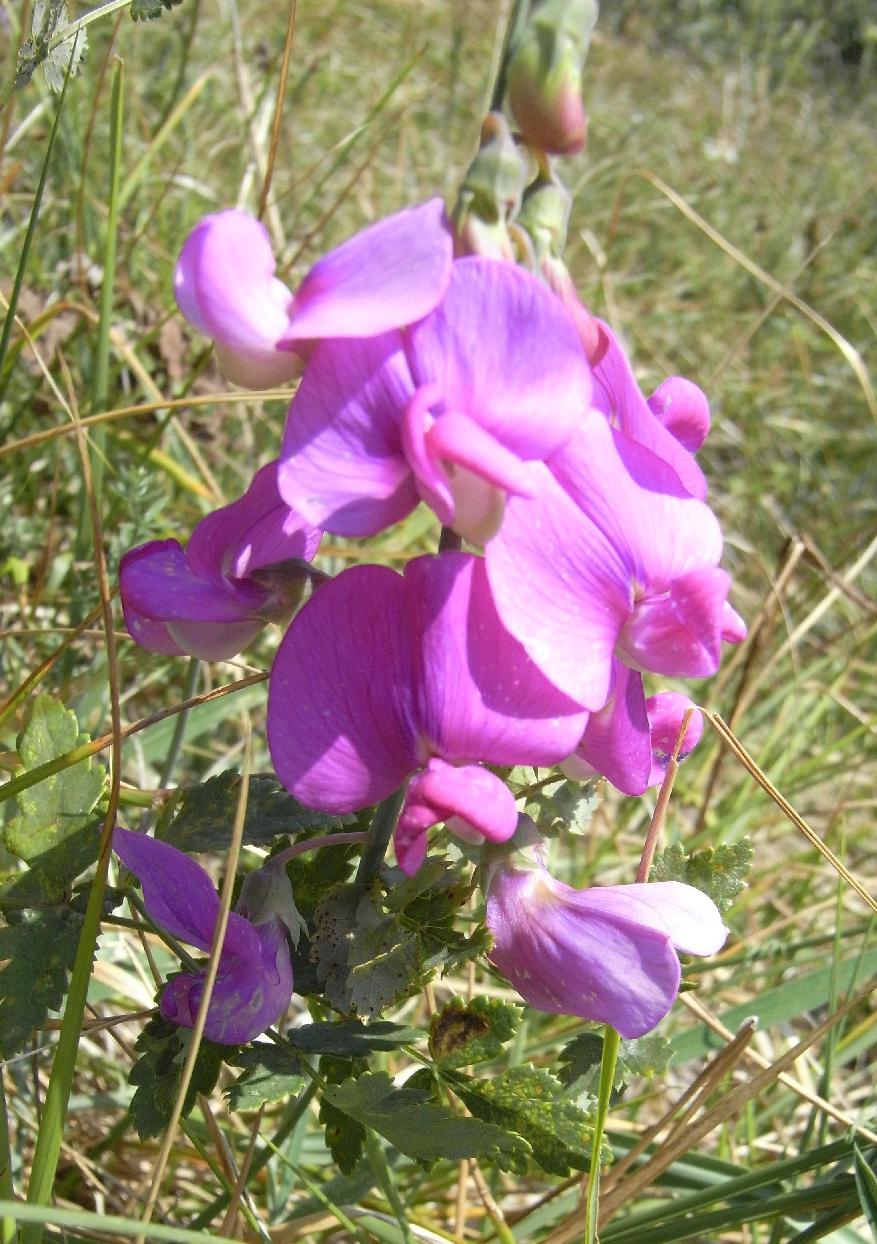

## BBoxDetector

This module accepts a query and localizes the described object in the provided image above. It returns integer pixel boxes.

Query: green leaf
[323,1071,529,1167]
[448,1066,604,1177]
[0,908,84,1058]
[156,770,355,854]
[130,0,183,20]
[128,1017,225,1140]
[522,776,598,837]
[226,1044,303,1111]
[429,995,521,1069]
[3,695,105,902]
[319,1055,368,1174]
[15,0,88,92]
[558,1031,674,1094]
[288,1020,422,1057]
[651,839,753,912]
[854,1145,877,1241]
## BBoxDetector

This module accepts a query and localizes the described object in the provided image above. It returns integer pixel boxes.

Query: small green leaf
[156,770,355,854]
[319,1055,368,1174]
[289,1019,422,1057]
[323,1071,529,1167]
[651,839,753,912]
[226,1044,303,1111]
[15,0,88,91]
[128,1017,225,1139]
[429,995,521,1069]
[558,1031,674,1094]
[130,0,183,20]
[3,695,106,902]
[448,1066,604,1177]
[854,1145,877,1240]
[523,777,598,837]
[0,908,84,1058]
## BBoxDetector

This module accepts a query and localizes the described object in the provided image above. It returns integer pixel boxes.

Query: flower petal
[647,376,710,453]
[618,567,735,677]
[645,691,703,787]
[284,198,453,341]
[408,553,589,762]
[582,881,728,957]
[278,333,420,536]
[405,256,591,460]
[165,617,267,662]
[267,564,421,812]
[120,603,186,657]
[565,661,652,795]
[120,540,264,625]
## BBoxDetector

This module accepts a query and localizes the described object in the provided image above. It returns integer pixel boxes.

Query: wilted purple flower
[277,257,592,544]
[486,411,746,709]
[120,461,322,661]
[174,200,453,388]
[485,842,727,1038]
[560,659,704,795]
[267,552,588,875]
[112,828,294,1045]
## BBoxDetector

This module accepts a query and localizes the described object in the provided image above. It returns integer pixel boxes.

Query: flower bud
[452,113,528,258]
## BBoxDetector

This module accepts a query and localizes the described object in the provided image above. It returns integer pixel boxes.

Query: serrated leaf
[0,826,99,910]
[523,777,598,837]
[429,995,520,1069]
[0,908,84,1058]
[226,1044,303,1110]
[128,1016,225,1139]
[448,1066,604,1177]
[289,1019,422,1057]
[157,770,355,854]
[130,0,183,20]
[652,839,753,912]
[558,1031,674,1094]
[323,1071,528,1167]
[15,0,87,92]
[3,696,105,903]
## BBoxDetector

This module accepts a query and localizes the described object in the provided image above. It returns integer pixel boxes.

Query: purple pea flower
[112,828,295,1045]
[485,411,746,710]
[120,461,322,661]
[485,839,727,1038]
[175,199,453,389]
[560,659,704,795]
[266,551,588,875]
[277,256,592,544]
[591,320,710,499]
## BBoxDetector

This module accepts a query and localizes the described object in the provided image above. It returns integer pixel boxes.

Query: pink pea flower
[266,552,588,875]
[485,411,746,710]
[113,828,295,1045]
[591,320,710,500]
[277,256,592,544]
[120,461,322,661]
[560,660,704,795]
[485,842,727,1038]
[175,199,453,389]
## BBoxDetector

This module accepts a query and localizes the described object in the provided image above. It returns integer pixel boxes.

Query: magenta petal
[619,567,734,677]
[284,198,453,341]
[279,333,420,536]
[120,603,185,656]
[591,321,707,499]
[648,376,711,453]
[584,882,728,957]
[426,413,537,495]
[175,210,300,388]
[408,553,588,763]
[645,691,703,787]
[567,662,652,795]
[406,256,590,460]
[166,617,267,662]
[120,541,262,625]
[267,565,421,812]
[187,461,321,583]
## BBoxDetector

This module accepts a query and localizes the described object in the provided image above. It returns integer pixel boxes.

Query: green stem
[584,1025,620,1244]
[156,657,200,790]
[489,0,530,112]
[354,788,406,889]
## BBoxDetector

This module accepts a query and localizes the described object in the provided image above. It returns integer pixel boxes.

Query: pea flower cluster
[119,194,743,1041]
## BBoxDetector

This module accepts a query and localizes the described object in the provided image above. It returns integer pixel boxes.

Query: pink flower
[485,846,727,1038]
[175,199,453,388]
[120,461,321,660]
[266,552,588,875]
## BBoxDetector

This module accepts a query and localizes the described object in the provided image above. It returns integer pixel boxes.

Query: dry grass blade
[258,0,298,221]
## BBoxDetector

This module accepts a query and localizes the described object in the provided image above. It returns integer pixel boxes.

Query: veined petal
[408,553,589,762]
[284,198,453,341]
[580,881,728,957]
[405,256,591,460]
[175,210,300,388]
[279,333,420,536]
[647,376,710,453]
[591,321,707,499]
[267,564,421,812]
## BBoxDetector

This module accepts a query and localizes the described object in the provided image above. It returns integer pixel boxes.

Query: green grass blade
[854,1146,877,1241]
[0,1199,229,1243]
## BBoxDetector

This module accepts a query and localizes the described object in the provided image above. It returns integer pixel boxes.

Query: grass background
[0,0,876,1238]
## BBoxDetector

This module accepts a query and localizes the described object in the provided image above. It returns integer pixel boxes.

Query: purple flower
[266,552,588,874]
[485,847,727,1038]
[485,411,746,710]
[560,660,704,795]
[120,461,322,660]
[112,828,294,1045]
[277,257,592,544]
[175,200,453,388]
